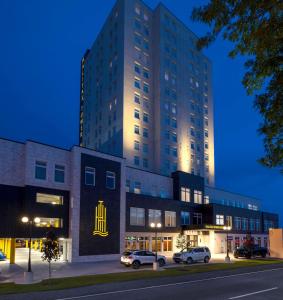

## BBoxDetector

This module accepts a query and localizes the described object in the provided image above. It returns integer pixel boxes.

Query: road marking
[56,267,283,300]
[228,287,279,299]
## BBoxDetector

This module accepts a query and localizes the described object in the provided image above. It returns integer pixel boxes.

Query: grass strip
[0,259,282,295]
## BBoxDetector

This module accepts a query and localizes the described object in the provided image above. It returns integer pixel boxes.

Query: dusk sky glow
[0,0,282,225]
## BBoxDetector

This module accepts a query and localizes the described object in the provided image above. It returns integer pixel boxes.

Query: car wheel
[204,256,210,263]
[187,257,193,264]
[125,264,131,267]
[132,261,140,269]
[158,259,165,267]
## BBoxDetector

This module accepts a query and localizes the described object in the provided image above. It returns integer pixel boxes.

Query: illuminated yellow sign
[204,225,224,230]
[93,200,108,237]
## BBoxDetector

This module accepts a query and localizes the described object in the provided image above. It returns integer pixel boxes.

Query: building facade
[79,0,215,185]
[0,138,278,262]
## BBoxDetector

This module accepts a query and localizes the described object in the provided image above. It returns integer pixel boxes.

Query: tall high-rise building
[79,0,215,186]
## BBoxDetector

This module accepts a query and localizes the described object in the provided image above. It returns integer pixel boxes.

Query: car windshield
[123,251,132,256]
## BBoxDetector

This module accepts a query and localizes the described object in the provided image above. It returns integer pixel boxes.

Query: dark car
[234,245,268,259]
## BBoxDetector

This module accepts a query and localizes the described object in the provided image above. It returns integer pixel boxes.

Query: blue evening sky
[0,0,282,225]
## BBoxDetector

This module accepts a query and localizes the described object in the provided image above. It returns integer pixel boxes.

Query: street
[1,265,283,300]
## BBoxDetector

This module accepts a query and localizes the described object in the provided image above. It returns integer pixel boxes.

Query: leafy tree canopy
[192,0,283,172]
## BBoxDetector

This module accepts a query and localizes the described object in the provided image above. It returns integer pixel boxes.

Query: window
[216,214,224,225]
[172,147,177,157]
[143,143,148,153]
[54,164,65,183]
[164,71,169,81]
[235,217,241,230]
[226,216,233,227]
[134,93,140,104]
[85,167,95,186]
[126,179,130,192]
[35,161,47,180]
[255,219,260,231]
[35,217,63,228]
[163,237,172,251]
[134,63,140,74]
[134,78,141,89]
[134,125,140,134]
[249,219,255,231]
[106,171,115,189]
[134,156,140,166]
[194,190,202,204]
[130,207,145,226]
[143,69,149,78]
[242,218,248,230]
[135,5,140,15]
[134,109,140,119]
[134,181,141,194]
[181,211,190,225]
[143,158,148,168]
[172,132,177,143]
[143,112,149,123]
[143,82,149,93]
[172,118,177,128]
[204,195,209,204]
[193,213,202,225]
[143,128,148,138]
[134,140,140,150]
[181,187,190,202]
[148,209,161,225]
[36,193,63,205]
[165,211,176,227]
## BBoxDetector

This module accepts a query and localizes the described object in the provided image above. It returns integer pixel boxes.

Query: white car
[173,247,211,264]
[121,250,166,269]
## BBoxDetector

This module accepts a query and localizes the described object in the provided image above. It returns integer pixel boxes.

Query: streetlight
[223,225,231,263]
[150,222,162,270]
[21,216,40,281]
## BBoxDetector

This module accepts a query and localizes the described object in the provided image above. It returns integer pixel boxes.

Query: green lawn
[0,259,282,295]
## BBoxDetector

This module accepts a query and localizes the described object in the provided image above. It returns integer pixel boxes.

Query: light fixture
[34,217,40,224]
[150,222,156,228]
[22,216,29,223]
[157,223,162,228]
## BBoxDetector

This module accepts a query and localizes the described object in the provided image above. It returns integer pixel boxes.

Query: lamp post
[223,225,231,263]
[21,216,40,282]
[150,222,161,270]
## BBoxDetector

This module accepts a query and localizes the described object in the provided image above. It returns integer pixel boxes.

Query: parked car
[120,250,166,269]
[173,247,211,264]
[234,245,268,259]
[0,251,6,261]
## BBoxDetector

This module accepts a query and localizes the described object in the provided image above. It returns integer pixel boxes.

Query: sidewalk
[0,251,240,284]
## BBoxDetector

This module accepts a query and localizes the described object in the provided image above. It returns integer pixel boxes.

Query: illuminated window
[194,190,202,204]
[164,72,169,81]
[36,193,63,205]
[181,187,190,202]
[106,171,116,190]
[148,209,161,225]
[163,237,172,251]
[54,164,65,183]
[134,181,141,194]
[165,211,176,227]
[242,218,248,230]
[130,207,145,226]
[135,6,140,15]
[35,217,63,228]
[216,215,224,225]
[204,195,209,204]
[35,161,46,180]
[85,167,95,186]
[235,217,241,230]
[226,216,233,227]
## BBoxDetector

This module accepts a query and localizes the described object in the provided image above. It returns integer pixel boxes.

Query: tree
[176,233,190,251]
[191,0,283,173]
[41,231,61,279]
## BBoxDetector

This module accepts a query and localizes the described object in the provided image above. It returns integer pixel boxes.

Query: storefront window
[163,237,172,251]
[188,235,198,247]
[36,193,63,205]
[152,237,162,252]
[125,236,137,250]
[35,217,63,228]
[138,237,149,250]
